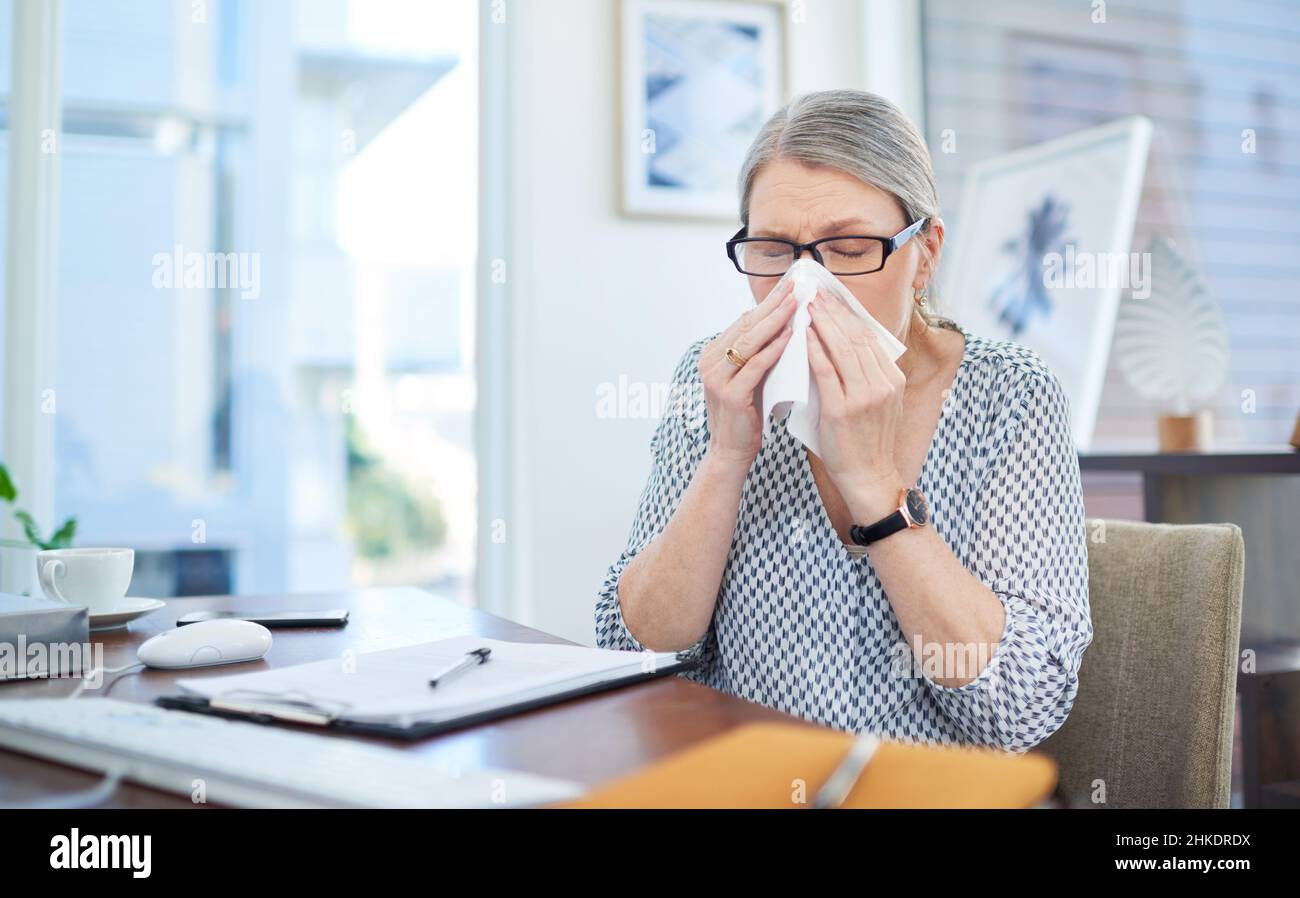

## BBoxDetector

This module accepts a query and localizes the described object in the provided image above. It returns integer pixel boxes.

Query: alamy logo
[151,243,261,299]
[0,637,102,683]
[49,828,151,878]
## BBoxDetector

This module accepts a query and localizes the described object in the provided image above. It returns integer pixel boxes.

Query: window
[0,0,10,400]
[40,0,478,600]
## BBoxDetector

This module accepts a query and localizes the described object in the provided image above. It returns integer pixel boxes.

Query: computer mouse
[137,619,273,670]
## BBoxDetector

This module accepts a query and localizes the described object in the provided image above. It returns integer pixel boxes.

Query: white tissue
[759,258,907,457]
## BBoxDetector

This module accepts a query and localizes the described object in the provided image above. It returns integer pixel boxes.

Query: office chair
[1039,519,1244,808]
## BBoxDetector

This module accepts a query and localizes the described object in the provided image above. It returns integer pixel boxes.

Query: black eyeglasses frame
[725,217,929,276]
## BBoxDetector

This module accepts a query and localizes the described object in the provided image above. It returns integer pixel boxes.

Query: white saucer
[89,598,166,632]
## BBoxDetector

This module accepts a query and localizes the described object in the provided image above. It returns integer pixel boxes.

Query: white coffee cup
[37,548,135,614]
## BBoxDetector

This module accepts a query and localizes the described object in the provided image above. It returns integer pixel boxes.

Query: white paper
[177,635,682,727]
[759,258,907,456]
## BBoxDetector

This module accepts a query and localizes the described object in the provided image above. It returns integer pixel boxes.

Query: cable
[0,664,152,809]
[65,662,146,700]
[0,661,147,809]
[0,770,124,809]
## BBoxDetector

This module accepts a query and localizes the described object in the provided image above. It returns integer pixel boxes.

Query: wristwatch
[849,487,930,547]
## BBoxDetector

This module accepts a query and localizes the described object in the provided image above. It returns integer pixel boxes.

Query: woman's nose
[795,245,823,266]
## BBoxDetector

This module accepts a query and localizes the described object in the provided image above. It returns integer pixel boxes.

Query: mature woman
[595,90,1092,752]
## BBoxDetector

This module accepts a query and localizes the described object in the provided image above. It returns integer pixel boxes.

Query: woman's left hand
[806,291,907,517]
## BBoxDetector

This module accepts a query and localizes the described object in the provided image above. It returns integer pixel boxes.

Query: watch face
[904,488,930,526]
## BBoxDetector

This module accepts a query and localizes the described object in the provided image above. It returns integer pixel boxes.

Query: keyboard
[0,698,586,809]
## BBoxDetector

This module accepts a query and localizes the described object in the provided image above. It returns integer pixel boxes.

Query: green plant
[0,462,77,551]
[344,421,446,561]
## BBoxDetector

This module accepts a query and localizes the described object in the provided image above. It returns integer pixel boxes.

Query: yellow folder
[552,721,1057,809]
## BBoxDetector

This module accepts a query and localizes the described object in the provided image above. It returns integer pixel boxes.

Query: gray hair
[737,89,947,322]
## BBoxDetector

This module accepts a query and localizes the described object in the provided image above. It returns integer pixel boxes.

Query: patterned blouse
[594,324,1093,753]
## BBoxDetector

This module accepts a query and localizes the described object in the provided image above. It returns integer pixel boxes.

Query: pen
[429,647,492,688]
[812,733,880,809]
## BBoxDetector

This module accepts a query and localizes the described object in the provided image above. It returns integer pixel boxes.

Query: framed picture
[619,0,786,219]
[941,116,1153,449]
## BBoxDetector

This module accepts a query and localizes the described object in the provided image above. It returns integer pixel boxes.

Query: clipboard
[155,652,701,741]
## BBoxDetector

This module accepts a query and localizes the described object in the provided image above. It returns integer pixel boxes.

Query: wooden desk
[0,588,813,808]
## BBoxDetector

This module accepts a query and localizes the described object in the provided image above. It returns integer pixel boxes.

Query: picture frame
[941,115,1153,449]
[618,0,786,220]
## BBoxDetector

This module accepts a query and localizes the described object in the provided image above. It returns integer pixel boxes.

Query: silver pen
[812,732,881,809]
[428,647,492,688]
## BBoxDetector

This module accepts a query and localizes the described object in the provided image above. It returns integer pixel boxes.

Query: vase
[1157,411,1213,452]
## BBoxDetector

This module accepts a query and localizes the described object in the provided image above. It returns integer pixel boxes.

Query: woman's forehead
[748,160,900,234]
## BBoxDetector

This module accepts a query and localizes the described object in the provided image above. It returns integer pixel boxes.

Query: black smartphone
[176,609,350,628]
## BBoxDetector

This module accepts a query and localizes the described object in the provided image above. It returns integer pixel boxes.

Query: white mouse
[137,619,273,670]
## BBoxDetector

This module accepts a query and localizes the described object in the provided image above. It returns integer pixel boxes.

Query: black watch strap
[849,511,907,547]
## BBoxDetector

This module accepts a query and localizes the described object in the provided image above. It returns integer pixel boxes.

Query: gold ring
[725,347,750,368]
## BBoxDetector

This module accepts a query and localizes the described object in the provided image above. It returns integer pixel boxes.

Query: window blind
[923,0,1300,448]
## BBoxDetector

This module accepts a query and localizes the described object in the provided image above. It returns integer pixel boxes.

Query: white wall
[483,0,872,644]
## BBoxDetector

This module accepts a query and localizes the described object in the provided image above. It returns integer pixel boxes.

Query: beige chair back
[1040,519,1244,808]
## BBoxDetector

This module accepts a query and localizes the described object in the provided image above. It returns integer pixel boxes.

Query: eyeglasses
[725,218,928,277]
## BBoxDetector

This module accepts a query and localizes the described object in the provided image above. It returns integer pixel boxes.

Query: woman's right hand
[697,278,797,469]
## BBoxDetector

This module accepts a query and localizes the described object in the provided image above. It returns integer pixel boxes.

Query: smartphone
[176,609,350,628]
